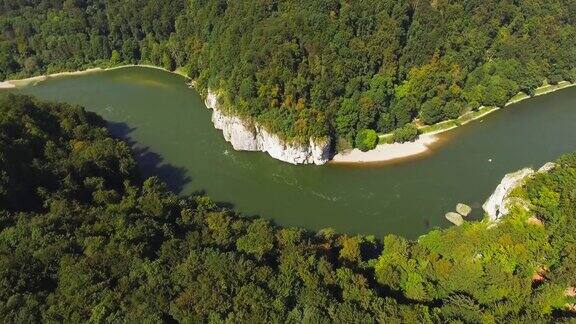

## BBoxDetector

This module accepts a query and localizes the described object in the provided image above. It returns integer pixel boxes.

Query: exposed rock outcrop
[532,266,548,283]
[456,203,472,217]
[445,212,464,226]
[482,168,534,221]
[538,162,556,173]
[526,216,544,226]
[483,163,556,221]
[205,91,332,165]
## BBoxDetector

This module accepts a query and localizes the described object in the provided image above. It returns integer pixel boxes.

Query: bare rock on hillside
[206,90,332,165]
[483,168,535,221]
[538,162,556,173]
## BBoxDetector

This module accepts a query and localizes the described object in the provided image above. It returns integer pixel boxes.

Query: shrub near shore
[392,124,420,143]
[355,129,379,151]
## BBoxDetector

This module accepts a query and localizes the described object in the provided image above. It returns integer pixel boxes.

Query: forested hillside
[1,0,575,149]
[1,95,575,321]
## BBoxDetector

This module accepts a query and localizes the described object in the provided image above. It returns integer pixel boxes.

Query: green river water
[4,67,576,238]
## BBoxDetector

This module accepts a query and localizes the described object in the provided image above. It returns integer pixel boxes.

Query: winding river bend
[4,67,576,238]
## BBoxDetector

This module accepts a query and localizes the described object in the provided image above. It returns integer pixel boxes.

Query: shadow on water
[215,201,236,210]
[107,121,192,193]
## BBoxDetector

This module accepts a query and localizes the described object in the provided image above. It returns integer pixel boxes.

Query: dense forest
[1,0,575,149]
[1,94,575,321]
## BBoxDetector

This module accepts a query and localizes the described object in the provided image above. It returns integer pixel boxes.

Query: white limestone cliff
[483,162,556,221]
[205,91,332,165]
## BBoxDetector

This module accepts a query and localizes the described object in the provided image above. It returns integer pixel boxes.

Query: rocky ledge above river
[205,91,332,165]
[483,162,556,221]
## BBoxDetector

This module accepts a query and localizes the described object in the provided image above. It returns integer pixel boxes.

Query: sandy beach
[0,81,16,89]
[0,68,103,89]
[0,65,191,91]
[332,133,438,164]
[332,81,575,164]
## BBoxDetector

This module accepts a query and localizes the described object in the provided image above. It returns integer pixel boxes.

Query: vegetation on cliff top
[1,0,575,147]
[1,95,575,321]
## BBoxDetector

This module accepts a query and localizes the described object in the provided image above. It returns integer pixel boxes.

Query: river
[4,66,576,238]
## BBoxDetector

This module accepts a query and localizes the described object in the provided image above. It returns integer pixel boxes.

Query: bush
[336,137,353,152]
[443,101,462,120]
[392,124,419,143]
[420,97,444,125]
[377,112,395,133]
[355,129,379,151]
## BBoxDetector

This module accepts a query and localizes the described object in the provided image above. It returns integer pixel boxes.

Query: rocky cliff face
[205,91,332,165]
[483,162,556,221]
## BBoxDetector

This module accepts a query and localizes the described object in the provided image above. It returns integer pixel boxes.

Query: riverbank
[0,81,15,89]
[3,66,574,166]
[0,64,190,89]
[418,81,575,137]
[0,68,104,88]
[206,90,332,165]
[107,64,190,79]
[2,64,334,165]
[333,81,575,164]
[332,133,438,164]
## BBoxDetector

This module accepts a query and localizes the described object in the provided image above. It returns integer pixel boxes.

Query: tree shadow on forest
[107,121,191,194]
[187,188,237,210]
